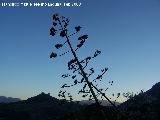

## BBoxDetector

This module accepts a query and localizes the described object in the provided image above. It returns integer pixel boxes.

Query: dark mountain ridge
[58,82,160,120]
[26,92,59,103]
[118,82,160,120]
[0,82,160,120]
[146,82,160,98]
[0,92,81,120]
[120,82,160,108]
[79,100,120,106]
[0,96,21,103]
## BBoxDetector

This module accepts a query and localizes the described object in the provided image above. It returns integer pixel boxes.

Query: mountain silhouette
[79,100,120,106]
[119,82,160,120]
[0,96,21,103]
[58,82,160,120]
[0,92,81,120]
[0,82,160,120]
[146,82,160,99]
[121,82,160,108]
[26,92,58,103]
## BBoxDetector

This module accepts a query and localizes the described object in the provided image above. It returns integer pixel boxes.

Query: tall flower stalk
[49,14,118,111]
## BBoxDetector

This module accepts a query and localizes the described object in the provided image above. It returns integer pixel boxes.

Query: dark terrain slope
[119,82,160,120]
[0,96,20,103]
[0,82,160,120]
[58,82,160,120]
[0,92,81,120]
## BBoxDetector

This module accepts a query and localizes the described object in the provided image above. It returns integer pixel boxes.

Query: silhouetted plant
[49,14,119,119]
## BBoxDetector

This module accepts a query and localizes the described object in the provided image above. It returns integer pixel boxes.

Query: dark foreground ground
[0,82,160,120]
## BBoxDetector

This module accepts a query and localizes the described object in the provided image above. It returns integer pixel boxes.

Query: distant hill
[0,82,160,120]
[146,82,160,99]
[26,92,59,103]
[79,100,120,106]
[58,82,160,120]
[119,82,160,120]
[0,92,81,120]
[0,96,21,103]
[120,82,160,108]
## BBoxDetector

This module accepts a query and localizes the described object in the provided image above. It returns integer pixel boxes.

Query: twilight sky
[0,0,160,102]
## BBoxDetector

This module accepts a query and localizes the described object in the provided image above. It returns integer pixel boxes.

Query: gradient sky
[0,0,160,102]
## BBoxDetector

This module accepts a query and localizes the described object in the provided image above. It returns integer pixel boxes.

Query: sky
[0,0,160,102]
